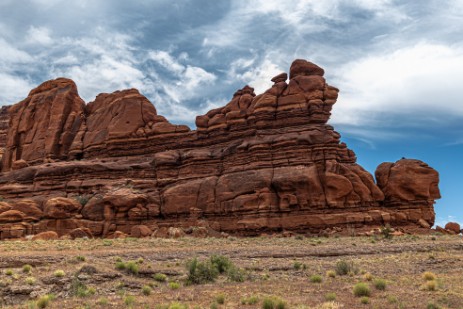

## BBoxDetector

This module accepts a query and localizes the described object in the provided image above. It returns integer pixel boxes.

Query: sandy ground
[0,234,462,308]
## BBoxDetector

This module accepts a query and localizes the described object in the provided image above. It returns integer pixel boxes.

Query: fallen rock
[69,227,93,239]
[445,222,461,234]
[11,159,29,170]
[31,231,59,241]
[130,225,152,238]
[168,227,185,238]
[418,218,431,229]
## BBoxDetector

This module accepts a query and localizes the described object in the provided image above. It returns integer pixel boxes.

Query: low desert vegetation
[334,259,358,276]
[309,274,323,283]
[25,276,36,285]
[142,284,152,295]
[353,282,371,297]
[0,235,461,308]
[23,264,33,273]
[36,294,55,308]
[153,273,168,282]
[422,271,437,281]
[324,292,337,301]
[262,296,287,309]
[53,269,65,277]
[373,278,387,290]
[168,282,180,290]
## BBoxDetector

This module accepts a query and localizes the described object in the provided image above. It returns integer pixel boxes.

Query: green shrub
[116,261,126,270]
[310,274,322,283]
[54,270,65,278]
[293,261,303,270]
[227,265,246,282]
[373,278,387,290]
[169,282,180,290]
[186,257,218,285]
[76,255,86,262]
[23,264,33,273]
[210,303,218,309]
[25,277,36,285]
[210,255,232,273]
[262,296,286,309]
[387,295,398,303]
[353,282,371,297]
[380,224,393,239]
[326,270,336,278]
[74,281,96,298]
[97,297,109,305]
[142,285,152,296]
[241,295,259,305]
[153,273,167,282]
[126,261,139,275]
[124,295,136,306]
[168,302,188,309]
[325,292,336,301]
[360,296,370,304]
[215,293,225,304]
[36,295,54,308]
[335,260,358,276]
[5,269,14,276]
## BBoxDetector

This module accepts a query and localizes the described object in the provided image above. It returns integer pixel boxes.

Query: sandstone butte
[0,59,441,240]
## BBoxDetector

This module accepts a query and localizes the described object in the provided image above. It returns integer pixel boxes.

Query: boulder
[444,222,461,234]
[69,227,93,239]
[31,231,59,241]
[130,225,152,238]
[44,197,82,219]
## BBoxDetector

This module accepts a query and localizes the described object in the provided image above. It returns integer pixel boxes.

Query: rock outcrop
[0,59,441,239]
[2,78,85,171]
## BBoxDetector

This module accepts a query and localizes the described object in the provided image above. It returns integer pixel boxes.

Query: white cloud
[230,58,284,94]
[0,38,33,67]
[147,50,217,103]
[331,42,463,125]
[60,56,146,101]
[148,50,185,74]
[26,26,53,46]
[0,73,33,105]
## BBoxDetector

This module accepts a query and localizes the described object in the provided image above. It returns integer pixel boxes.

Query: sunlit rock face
[0,59,440,239]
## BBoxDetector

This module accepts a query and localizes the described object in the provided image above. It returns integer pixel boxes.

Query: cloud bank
[0,0,462,142]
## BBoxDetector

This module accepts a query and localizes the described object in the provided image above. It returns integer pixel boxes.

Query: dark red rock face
[0,60,441,239]
[2,78,85,171]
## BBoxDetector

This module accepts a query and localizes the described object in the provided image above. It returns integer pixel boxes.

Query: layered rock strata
[0,59,440,239]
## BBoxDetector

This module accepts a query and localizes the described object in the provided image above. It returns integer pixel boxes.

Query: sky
[0,0,462,227]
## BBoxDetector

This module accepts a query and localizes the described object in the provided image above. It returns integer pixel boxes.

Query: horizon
[1,0,462,227]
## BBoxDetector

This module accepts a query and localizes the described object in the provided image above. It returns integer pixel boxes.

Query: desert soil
[0,234,462,309]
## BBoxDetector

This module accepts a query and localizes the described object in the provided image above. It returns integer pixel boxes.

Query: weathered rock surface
[2,78,85,171]
[444,222,461,234]
[0,105,10,163]
[0,59,441,239]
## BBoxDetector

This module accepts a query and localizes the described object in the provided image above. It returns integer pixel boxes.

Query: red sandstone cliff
[0,59,440,239]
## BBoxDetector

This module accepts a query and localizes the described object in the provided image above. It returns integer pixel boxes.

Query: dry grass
[0,234,462,308]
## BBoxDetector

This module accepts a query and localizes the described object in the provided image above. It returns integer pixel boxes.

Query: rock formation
[0,59,441,239]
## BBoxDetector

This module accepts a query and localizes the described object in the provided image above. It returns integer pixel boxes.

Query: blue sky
[1,0,462,226]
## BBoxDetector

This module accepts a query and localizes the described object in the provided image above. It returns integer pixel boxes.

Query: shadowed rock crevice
[0,59,440,239]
